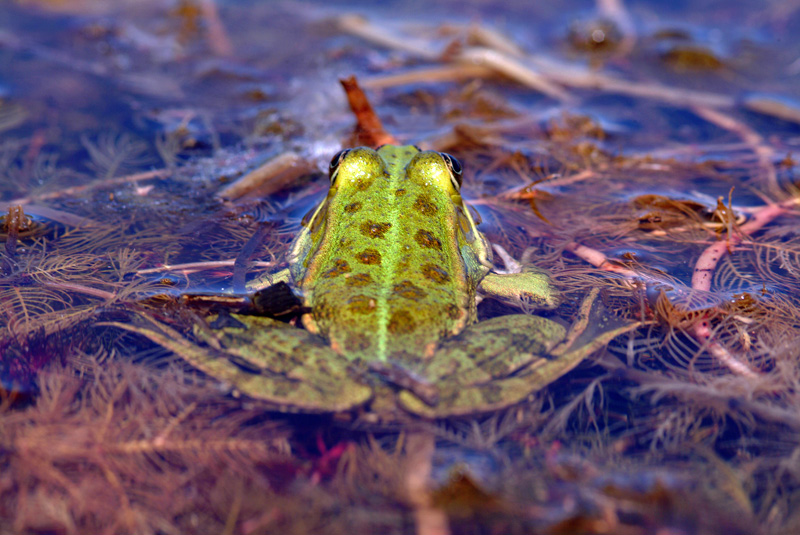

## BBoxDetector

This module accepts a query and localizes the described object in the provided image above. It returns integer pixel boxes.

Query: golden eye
[440,152,463,189]
[329,149,351,184]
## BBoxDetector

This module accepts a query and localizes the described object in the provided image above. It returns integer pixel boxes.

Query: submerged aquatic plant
[4,1,800,533]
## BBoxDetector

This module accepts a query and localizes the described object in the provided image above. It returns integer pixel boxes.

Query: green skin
[117,146,635,417]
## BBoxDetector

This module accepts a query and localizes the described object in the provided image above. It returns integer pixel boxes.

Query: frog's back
[290,146,486,363]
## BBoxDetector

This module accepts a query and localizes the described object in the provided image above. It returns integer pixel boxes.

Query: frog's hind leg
[106,314,372,413]
[399,289,639,418]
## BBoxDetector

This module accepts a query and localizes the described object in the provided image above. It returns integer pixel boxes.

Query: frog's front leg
[479,269,561,309]
[477,244,561,309]
[399,289,639,418]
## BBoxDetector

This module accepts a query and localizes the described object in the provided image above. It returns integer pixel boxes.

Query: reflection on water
[1,0,799,533]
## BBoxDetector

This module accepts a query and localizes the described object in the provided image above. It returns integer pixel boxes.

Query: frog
[119,145,635,418]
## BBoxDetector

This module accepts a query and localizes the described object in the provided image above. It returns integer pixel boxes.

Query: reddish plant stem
[568,197,799,377]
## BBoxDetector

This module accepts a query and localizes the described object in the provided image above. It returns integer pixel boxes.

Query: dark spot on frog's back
[481,383,505,404]
[445,303,462,320]
[393,280,428,301]
[345,332,372,352]
[421,263,451,284]
[344,201,362,213]
[413,195,437,216]
[388,310,416,334]
[313,298,332,322]
[414,229,442,250]
[354,178,373,191]
[355,248,382,265]
[360,220,392,239]
[347,272,373,286]
[322,259,351,278]
[348,294,376,315]
[395,188,406,196]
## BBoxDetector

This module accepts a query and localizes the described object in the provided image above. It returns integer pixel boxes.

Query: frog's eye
[329,149,351,184]
[440,152,463,189]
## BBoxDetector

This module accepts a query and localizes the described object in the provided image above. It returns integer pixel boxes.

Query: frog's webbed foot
[397,313,567,417]
[106,313,372,413]
[398,289,639,418]
[479,245,561,310]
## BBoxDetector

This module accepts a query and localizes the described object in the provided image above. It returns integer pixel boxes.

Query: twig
[630,141,753,160]
[18,204,103,227]
[0,169,171,211]
[40,281,117,301]
[529,55,734,108]
[465,24,525,57]
[686,196,800,377]
[215,152,311,201]
[362,64,495,89]
[341,76,399,147]
[691,197,800,292]
[456,47,574,103]
[404,431,450,535]
[337,15,439,60]
[499,169,596,200]
[689,318,759,379]
[136,259,275,275]
[597,0,636,56]
[337,16,737,110]
[692,106,779,194]
[565,241,642,281]
[567,195,800,378]
[491,244,522,273]
[200,0,234,57]
[743,95,800,126]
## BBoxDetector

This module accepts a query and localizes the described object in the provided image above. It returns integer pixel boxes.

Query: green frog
[122,146,634,418]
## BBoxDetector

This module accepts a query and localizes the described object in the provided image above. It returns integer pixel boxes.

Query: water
[0,1,797,533]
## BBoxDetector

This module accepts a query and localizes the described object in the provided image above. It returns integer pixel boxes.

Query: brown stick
[340,76,399,147]
[0,169,171,211]
[136,259,275,275]
[692,106,778,194]
[200,0,234,57]
[404,431,450,535]
[215,152,311,201]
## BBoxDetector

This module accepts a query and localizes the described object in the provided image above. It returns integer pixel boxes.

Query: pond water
[2,1,799,533]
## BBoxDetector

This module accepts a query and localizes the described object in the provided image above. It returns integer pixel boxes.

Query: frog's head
[290,145,492,339]
[403,149,463,196]
[328,145,462,196]
[321,145,492,287]
[328,147,385,195]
